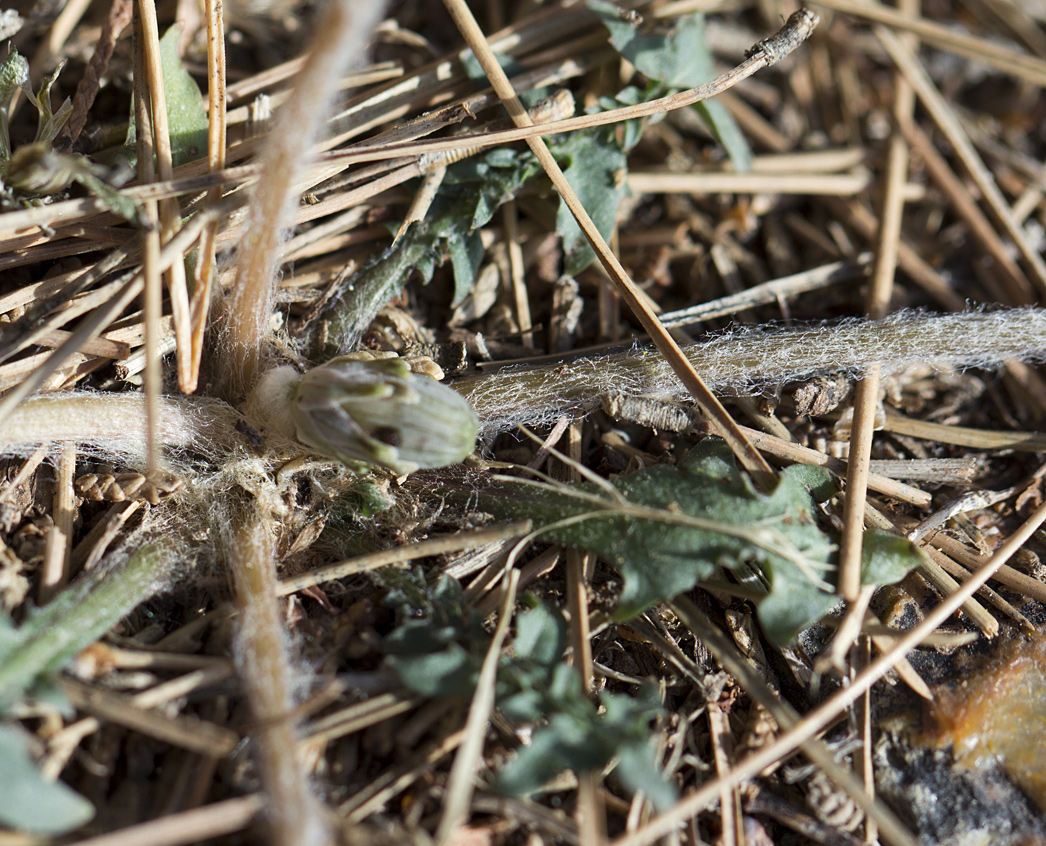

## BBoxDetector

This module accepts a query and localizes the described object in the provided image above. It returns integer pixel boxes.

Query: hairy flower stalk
[453,308,1046,438]
[217,0,385,400]
[6,310,1046,467]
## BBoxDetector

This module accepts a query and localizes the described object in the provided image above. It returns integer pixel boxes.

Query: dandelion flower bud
[290,357,478,474]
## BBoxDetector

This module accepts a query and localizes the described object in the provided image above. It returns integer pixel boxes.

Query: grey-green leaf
[0,724,94,834]
[119,25,208,169]
[470,439,925,644]
[554,130,628,275]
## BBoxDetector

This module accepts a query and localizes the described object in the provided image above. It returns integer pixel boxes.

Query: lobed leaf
[477,439,925,644]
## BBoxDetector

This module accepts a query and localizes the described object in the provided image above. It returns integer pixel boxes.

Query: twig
[56,0,133,148]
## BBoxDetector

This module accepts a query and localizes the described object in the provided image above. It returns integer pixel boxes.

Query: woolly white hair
[457,308,1046,439]
[6,308,1046,461]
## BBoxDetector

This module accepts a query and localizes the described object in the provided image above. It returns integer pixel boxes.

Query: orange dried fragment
[924,634,1046,808]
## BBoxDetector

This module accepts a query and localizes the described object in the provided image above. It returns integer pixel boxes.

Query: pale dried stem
[190,0,227,386]
[133,10,164,477]
[882,410,1046,450]
[707,701,741,846]
[220,0,384,400]
[59,676,238,755]
[136,0,193,391]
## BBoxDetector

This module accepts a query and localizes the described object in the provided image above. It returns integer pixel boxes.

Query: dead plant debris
[3,0,1046,844]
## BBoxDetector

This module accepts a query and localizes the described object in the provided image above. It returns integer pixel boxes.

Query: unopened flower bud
[290,357,478,474]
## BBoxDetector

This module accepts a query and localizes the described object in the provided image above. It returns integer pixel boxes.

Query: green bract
[291,357,479,474]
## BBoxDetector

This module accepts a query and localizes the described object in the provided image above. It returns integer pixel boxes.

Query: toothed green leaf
[472,439,926,645]
[589,0,752,171]
[553,129,629,275]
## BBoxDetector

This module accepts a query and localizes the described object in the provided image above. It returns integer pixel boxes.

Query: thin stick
[440,1,819,489]
[838,0,918,611]
[277,521,532,595]
[57,0,133,148]
[39,444,76,603]
[190,0,227,388]
[627,170,880,195]
[611,496,1046,846]
[434,568,520,846]
[659,254,873,327]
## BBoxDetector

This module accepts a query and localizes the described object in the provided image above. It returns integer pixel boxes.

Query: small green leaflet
[383,584,676,807]
[587,0,753,172]
[0,725,94,834]
[554,129,629,276]
[118,24,208,169]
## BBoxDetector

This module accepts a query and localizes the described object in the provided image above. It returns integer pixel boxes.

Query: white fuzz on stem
[227,496,331,846]
[454,308,1046,438]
